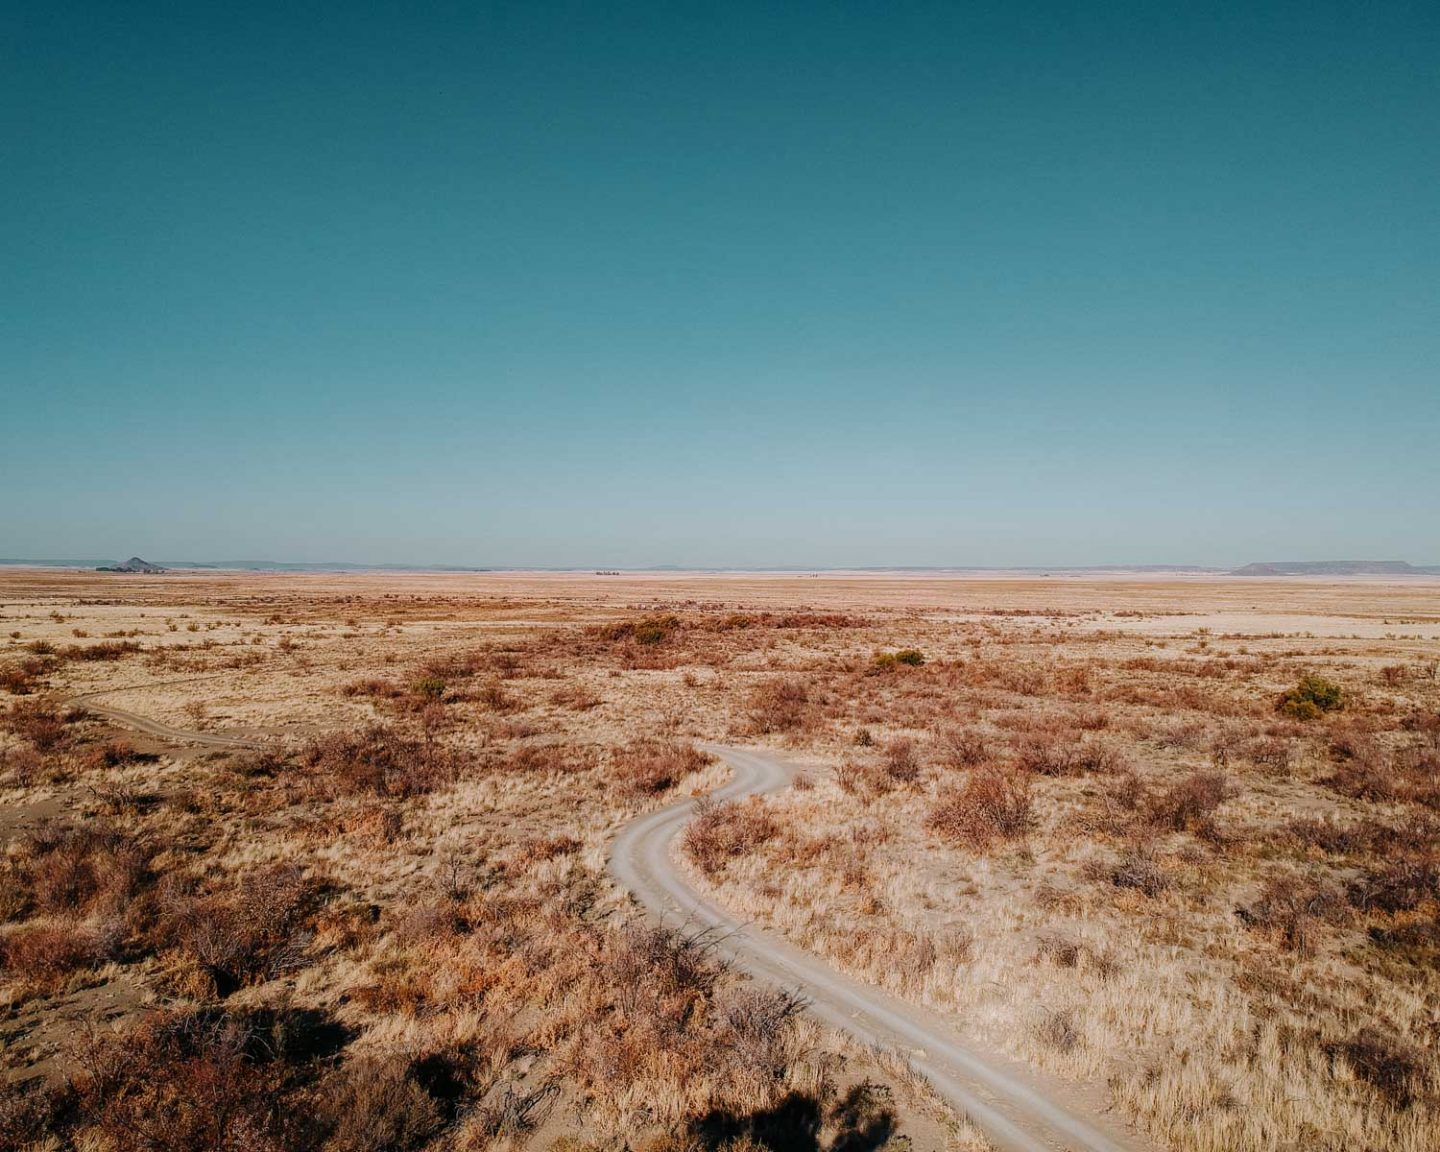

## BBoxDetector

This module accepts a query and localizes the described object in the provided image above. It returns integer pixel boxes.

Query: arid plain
[2,568,1437,1152]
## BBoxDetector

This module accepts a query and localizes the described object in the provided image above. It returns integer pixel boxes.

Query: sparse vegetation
[3,568,1438,1151]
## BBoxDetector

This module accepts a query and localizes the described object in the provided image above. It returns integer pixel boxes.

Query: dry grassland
[2,567,1438,1152]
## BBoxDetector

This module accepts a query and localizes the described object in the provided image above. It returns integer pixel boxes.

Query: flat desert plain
[2,568,1438,1152]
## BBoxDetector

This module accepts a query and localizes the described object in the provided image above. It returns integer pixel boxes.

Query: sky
[3,1,1437,568]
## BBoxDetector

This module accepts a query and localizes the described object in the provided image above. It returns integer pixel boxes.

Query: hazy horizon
[5,3,1437,566]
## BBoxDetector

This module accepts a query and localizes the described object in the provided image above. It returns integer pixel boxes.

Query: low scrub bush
[1330,1028,1430,1109]
[744,678,812,735]
[2,698,70,750]
[159,864,321,997]
[14,821,147,918]
[935,725,989,768]
[683,798,778,877]
[59,640,142,662]
[1104,850,1170,897]
[1147,770,1230,832]
[299,723,454,798]
[617,740,712,799]
[1278,674,1344,719]
[320,1055,444,1152]
[0,919,121,986]
[599,614,683,645]
[67,1008,296,1150]
[873,648,925,670]
[925,767,1032,850]
[1237,876,1350,954]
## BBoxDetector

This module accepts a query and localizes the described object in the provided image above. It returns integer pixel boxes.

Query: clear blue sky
[4,2,1436,567]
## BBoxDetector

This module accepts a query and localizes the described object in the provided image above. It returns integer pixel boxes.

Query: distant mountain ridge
[1230,560,1440,576]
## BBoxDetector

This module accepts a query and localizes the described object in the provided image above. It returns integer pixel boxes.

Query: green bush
[873,649,925,670]
[1278,674,1344,720]
[412,677,446,701]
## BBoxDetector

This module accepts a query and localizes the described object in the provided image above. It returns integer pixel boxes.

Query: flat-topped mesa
[1229,560,1428,577]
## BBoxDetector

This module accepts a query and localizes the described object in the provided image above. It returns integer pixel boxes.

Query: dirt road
[66,680,270,750]
[67,694,1149,1152]
[609,744,1153,1152]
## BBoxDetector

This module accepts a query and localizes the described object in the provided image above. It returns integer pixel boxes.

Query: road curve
[67,697,1148,1151]
[66,680,270,751]
[609,744,1152,1152]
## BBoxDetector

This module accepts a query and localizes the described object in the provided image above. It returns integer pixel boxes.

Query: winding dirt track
[69,693,1149,1152]
[67,681,269,750]
[610,744,1152,1152]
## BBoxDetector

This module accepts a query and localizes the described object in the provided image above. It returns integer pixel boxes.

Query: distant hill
[96,556,167,574]
[1230,560,1439,576]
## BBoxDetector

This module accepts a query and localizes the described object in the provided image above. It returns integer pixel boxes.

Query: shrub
[617,740,712,799]
[60,640,141,662]
[1013,729,1123,776]
[412,676,446,701]
[925,768,1031,851]
[745,678,811,734]
[1,698,69,750]
[1147,770,1230,832]
[880,737,921,783]
[1278,674,1343,719]
[601,614,682,645]
[683,799,778,877]
[1330,1029,1429,1109]
[299,724,453,798]
[320,1056,444,1152]
[936,726,989,768]
[17,821,147,917]
[1347,857,1440,913]
[1105,849,1170,897]
[160,864,320,996]
[0,919,120,986]
[68,1009,293,1150]
[872,648,924,671]
[1237,876,1349,954]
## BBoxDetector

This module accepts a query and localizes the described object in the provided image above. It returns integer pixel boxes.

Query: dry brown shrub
[158,864,320,997]
[617,740,712,799]
[1034,1006,1082,1053]
[683,798,778,877]
[1347,857,1440,914]
[925,767,1032,850]
[1330,1029,1431,1109]
[0,919,121,987]
[744,677,812,734]
[1147,770,1230,831]
[550,681,602,710]
[1237,876,1350,954]
[0,659,45,695]
[319,1054,444,1152]
[299,724,454,798]
[67,1009,298,1151]
[879,737,921,783]
[934,725,989,768]
[1104,849,1170,897]
[2,698,71,750]
[59,640,142,662]
[16,821,147,917]
[1011,721,1125,776]
[342,676,403,699]
[0,743,45,786]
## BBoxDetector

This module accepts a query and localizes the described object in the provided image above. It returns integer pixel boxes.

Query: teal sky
[4,2,1437,568]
